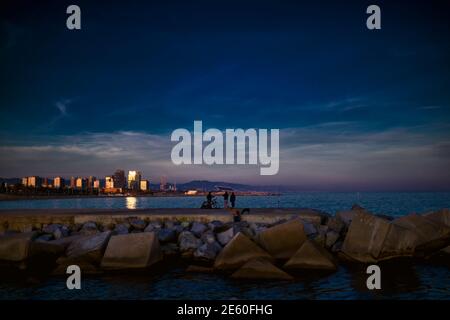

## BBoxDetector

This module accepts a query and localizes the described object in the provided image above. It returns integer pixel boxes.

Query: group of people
[206,191,236,208]
[205,191,247,222]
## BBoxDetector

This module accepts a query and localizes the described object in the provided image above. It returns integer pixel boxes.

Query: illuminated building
[105,176,114,189]
[28,176,41,188]
[76,177,86,190]
[140,180,149,191]
[127,170,141,190]
[54,177,65,189]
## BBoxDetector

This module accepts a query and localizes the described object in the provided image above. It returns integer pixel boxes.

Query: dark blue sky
[1,0,450,190]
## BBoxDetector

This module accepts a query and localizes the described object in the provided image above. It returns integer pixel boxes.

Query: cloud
[38,99,71,131]
[55,100,70,116]
[417,106,442,110]
[0,124,449,191]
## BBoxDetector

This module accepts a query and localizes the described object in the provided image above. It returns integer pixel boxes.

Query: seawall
[0,208,326,232]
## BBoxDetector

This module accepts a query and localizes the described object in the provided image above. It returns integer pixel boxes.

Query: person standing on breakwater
[223,191,229,208]
[230,192,236,208]
[206,192,213,206]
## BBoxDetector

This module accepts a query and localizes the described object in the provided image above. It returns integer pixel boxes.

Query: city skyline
[1,1,450,191]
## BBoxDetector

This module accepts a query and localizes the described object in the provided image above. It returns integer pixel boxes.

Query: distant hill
[171,180,290,192]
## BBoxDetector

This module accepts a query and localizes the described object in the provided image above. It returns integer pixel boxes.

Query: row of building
[21,169,152,192]
[104,169,149,192]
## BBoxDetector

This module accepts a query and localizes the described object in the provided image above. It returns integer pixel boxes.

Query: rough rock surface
[158,228,177,243]
[284,240,337,271]
[64,231,111,264]
[393,214,450,255]
[0,232,38,262]
[113,223,130,235]
[80,221,99,235]
[216,227,234,246]
[193,241,222,261]
[129,218,147,230]
[341,212,420,262]
[231,258,293,280]
[190,222,207,237]
[214,232,272,270]
[325,231,340,248]
[256,219,306,259]
[426,209,450,227]
[178,231,202,253]
[101,232,162,269]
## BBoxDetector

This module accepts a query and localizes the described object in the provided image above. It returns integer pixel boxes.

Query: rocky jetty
[0,207,449,280]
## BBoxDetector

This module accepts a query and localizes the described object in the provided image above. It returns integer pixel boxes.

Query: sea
[1,192,450,217]
[0,192,449,300]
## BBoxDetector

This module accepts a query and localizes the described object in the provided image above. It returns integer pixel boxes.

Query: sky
[0,0,450,191]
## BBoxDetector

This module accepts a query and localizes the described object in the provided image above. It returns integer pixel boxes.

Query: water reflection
[126,197,137,209]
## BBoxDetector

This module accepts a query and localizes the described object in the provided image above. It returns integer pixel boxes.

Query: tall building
[54,177,65,189]
[87,176,96,189]
[93,179,100,189]
[113,169,126,189]
[70,177,76,189]
[76,177,86,190]
[28,176,41,188]
[160,176,167,191]
[140,180,149,191]
[105,176,114,189]
[22,177,28,186]
[42,177,50,188]
[128,170,141,190]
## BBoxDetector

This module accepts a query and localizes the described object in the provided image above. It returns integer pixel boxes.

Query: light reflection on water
[126,197,137,209]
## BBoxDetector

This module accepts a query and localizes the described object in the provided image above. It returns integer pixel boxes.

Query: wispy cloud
[55,100,70,116]
[38,99,72,131]
[417,105,442,110]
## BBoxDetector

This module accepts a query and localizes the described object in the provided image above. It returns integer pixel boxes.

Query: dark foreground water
[0,260,449,300]
[1,192,450,217]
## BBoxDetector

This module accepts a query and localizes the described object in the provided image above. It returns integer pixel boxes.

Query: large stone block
[425,209,450,227]
[284,240,337,271]
[256,218,306,259]
[64,231,111,264]
[341,212,391,263]
[216,227,234,246]
[393,214,450,255]
[0,232,38,262]
[341,212,443,262]
[231,258,293,280]
[377,223,418,259]
[214,232,272,271]
[101,232,162,269]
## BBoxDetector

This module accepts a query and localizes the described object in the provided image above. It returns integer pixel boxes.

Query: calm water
[1,192,449,300]
[1,192,450,217]
[0,261,449,300]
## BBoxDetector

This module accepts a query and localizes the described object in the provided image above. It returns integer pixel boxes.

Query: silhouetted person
[206,192,213,205]
[223,191,229,208]
[230,192,236,208]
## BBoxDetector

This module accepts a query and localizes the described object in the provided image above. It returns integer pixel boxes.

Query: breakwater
[0,206,449,292]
